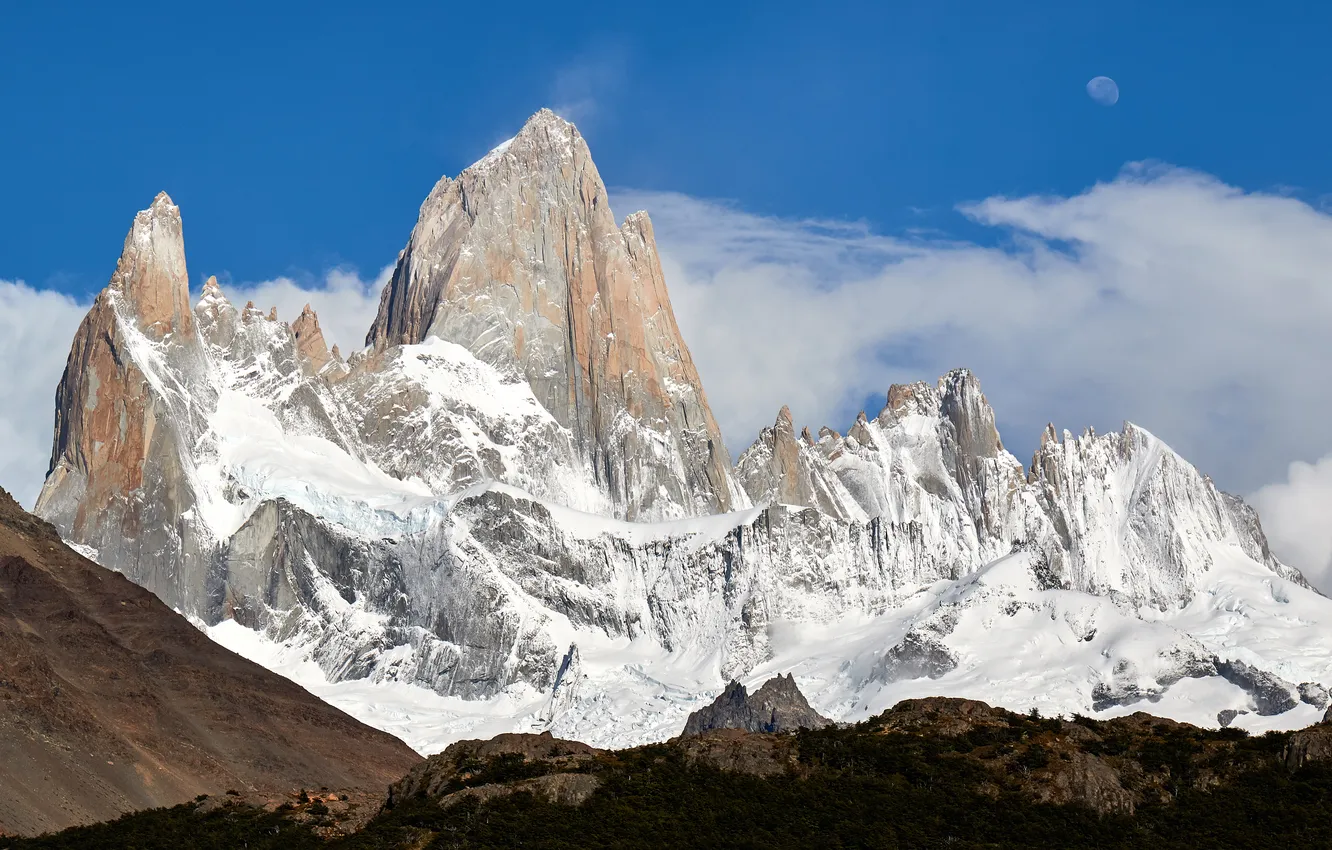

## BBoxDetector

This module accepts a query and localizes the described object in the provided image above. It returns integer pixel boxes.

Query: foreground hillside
[11,697,1332,848]
[0,488,421,836]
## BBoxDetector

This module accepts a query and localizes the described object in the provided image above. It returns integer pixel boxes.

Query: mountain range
[28,108,1332,755]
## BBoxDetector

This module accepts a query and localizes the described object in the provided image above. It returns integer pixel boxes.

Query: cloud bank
[616,166,1332,586]
[2,166,1329,589]
[0,281,91,509]
[1253,459,1332,593]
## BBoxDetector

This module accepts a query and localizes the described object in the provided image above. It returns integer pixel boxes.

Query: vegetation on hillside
[7,701,1332,849]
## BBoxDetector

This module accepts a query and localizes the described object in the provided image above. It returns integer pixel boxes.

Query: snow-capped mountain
[34,109,1332,754]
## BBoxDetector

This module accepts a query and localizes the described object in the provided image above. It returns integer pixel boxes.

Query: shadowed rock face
[0,487,421,837]
[366,109,741,521]
[1286,706,1332,770]
[681,674,832,737]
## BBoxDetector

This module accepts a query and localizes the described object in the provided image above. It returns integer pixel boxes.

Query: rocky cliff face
[32,110,1332,756]
[734,368,1283,610]
[366,109,742,521]
[681,675,831,736]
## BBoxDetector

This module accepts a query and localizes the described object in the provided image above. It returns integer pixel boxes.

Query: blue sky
[4,1,1330,292]
[5,1,1332,580]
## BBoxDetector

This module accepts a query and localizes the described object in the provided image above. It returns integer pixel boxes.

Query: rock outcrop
[1284,713,1332,771]
[682,675,832,737]
[735,406,863,520]
[387,732,601,810]
[291,303,332,372]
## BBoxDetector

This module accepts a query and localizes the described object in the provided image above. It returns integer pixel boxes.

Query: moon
[1086,76,1119,106]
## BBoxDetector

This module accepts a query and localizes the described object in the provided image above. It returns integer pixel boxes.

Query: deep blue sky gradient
[2,1,1330,294]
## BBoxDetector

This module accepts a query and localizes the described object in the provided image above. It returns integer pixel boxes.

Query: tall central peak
[365,109,742,519]
[365,108,596,351]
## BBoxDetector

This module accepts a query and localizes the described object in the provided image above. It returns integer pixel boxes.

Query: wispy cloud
[547,48,628,128]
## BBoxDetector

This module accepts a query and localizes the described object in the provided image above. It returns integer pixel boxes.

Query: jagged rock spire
[735,405,863,521]
[363,108,742,519]
[291,303,331,372]
[681,674,831,736]
[36,194,208,608]
[107,191,193,340]
[43,193,197,489]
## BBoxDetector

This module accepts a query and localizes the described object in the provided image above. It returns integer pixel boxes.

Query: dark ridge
[14,696,1332,848]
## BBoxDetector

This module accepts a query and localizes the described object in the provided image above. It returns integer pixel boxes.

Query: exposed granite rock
[105,191,194,340]
[431,773,602,809]
[681,674,831,737]
[872,631,959,683]
[1285,711,1332,770]
[365,109,742,520]
[1090,649,1217,711]
[1217,658,1300,715]
[677,728,797,778]
[291,303,332,373]
[35,193,213,612]
[871,697,1074,739]
[1300,682,1330,710]
[735,405,863,521]
[1217,709,1248,728]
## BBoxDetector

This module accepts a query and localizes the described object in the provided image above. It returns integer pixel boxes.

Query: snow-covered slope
[34,110,1332,757]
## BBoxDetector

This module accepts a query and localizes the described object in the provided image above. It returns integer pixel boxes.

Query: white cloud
[0,281,91,508]
[615,167,1332,583]
[1253,457,1332,593]
[547,48,628,128]
[6,166,1332,589]
[222,264,394,356]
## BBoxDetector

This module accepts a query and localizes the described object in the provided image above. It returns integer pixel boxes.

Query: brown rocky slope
[0,487,421,836]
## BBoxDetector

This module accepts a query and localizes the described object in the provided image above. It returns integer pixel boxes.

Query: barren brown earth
[0,487,421,836]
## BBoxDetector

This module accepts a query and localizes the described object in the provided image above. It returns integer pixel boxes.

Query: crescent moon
[1086,76,1120,106]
